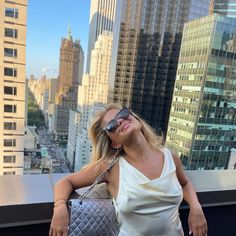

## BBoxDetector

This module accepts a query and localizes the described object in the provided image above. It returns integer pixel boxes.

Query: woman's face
[101,108,141,145]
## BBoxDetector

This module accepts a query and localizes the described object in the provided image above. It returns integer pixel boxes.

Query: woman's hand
[188,205,207,236]
[49,204,69,236]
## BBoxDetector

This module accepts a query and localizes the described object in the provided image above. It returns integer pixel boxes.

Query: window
[4,122,16,130]
[5,28,18,38]
[4,155,16,163]
[4,105,17,113]
[4,86,17,95]
[4,67,17,77]
[4,48,17,58]
[3,171,16,175]
[4,139,16,147]
[5,8,18,18]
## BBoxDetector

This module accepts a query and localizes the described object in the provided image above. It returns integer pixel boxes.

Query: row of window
[3,14,18,152]
[4,8,19,167]
[5,12,18,142]
[5,6,18,126]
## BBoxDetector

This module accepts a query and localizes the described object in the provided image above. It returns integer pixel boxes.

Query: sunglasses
[103,107,131,132]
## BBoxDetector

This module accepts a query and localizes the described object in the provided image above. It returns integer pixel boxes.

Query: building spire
[67,25,72,40]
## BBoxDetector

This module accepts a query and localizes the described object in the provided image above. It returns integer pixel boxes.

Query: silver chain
[78,156,119,204]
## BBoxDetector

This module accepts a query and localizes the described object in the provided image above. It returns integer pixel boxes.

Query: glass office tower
[166,14,236,170]
[210,0,236,18]
[109,0,210,135]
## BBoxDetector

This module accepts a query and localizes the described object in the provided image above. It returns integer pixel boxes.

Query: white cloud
[41,66,58,77]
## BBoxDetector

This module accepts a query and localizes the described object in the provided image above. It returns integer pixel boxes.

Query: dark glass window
[3,171,16,175]
[5,8,18,18]
[4,67,17,77]
[4,86,17,95]
[3,155,16,163]
[4,139,16,147]
[4,48,17,58]
[4,105,17,113]
[4,28,18,38]
[4,122,16,130]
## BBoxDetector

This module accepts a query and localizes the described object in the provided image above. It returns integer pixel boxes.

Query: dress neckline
[121,148,166,181]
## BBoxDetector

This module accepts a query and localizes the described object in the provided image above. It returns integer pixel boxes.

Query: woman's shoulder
[159,147,181,166]
[160,147,177,156]
[163,147,182,168]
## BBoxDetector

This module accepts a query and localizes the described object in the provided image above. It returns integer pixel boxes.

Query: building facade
[47,78,57,133]
[67,110,81,170]
[79,32,113,124]
[210,0,236,18]
[109,0,210,136]
[53,30,84,141]
[27,77,57,131]
[73,103,104,171]
[67,32,113,171]
[86,0,116,73]
[0,0,28,175]
[166,14,236,170]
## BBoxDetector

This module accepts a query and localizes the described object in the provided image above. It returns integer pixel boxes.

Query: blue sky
[26,0,91,78]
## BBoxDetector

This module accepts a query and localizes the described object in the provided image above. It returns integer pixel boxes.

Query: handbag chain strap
[78,156,119,204]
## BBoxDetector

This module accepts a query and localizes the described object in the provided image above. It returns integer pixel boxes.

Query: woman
[49,103,207,236]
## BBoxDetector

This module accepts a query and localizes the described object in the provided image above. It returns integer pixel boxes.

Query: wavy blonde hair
[88,103,163,164]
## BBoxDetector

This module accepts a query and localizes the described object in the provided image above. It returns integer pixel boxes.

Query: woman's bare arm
[171,150,207,236]
[49,161,108,236]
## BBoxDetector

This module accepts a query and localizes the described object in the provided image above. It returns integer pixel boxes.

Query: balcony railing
[0,171,236,236]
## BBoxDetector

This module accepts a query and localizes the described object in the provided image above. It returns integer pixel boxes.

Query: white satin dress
[113,148,184,236]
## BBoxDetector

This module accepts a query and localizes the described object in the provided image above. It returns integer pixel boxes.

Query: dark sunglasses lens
[104,108,131,132]
[117,108,130,119]
[105,120,118,132]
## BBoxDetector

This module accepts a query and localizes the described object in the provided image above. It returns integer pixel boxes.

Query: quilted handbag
[68,157,119,236]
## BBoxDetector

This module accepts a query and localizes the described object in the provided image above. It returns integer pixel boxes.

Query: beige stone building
[28,76,49,108]
[0,0,28,175]
[78,32,113,127]
[53,30,84,141]
[48,78,57,114]
[27,77,58,133]
[86,0,116,73]
[67,32,113,171]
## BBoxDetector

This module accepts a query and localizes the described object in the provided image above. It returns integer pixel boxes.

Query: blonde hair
[88,103,163,164]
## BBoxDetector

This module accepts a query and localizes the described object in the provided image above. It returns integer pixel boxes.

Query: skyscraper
[0,0,28,175]
[67,32,113,171]
[166,14,236,170]
[109,0,210,136]
[79,31,113,123]
[86,0,116,73]
[210,0,236,18]
[53,29,84,141]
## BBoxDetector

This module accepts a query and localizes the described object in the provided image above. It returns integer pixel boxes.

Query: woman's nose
[117,118,124,126]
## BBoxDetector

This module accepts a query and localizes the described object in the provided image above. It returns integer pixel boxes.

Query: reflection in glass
[167,14,236,170]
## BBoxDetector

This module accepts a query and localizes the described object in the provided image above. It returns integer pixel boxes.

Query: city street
[37,127,70,173]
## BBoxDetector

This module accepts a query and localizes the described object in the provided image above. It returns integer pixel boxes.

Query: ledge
[0,171,236,235]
